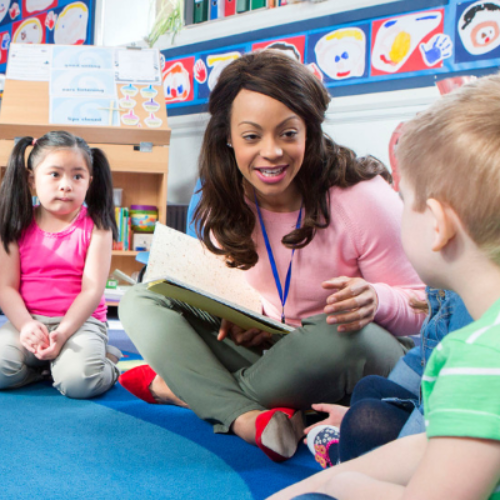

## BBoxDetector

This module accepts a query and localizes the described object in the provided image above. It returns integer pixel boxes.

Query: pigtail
[0,137,35,253]
[85,148,118,241]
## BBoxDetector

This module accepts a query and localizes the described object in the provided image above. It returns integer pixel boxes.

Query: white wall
[97,0,442,204]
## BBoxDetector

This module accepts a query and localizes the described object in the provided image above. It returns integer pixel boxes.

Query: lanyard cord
[254,190,303,324]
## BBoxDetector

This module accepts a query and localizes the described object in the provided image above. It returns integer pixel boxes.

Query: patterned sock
[306,424,340,469]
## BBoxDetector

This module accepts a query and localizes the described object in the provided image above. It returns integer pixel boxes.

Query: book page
[145,223,262,313]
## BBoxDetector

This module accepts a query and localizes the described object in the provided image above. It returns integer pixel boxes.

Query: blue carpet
[0,311,320,500]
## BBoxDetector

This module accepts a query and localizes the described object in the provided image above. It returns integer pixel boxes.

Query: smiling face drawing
[372,11,442,73]
[315,28,366,80]
[25,0,53,13]
[54,2,89,45]
[459,1,500,55]
[163,62,191,103]
[0,0,11,23]
[206,52,240,90]
[13,18,43,43]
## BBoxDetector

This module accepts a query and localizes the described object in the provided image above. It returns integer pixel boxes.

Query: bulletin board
[0,43,171,146]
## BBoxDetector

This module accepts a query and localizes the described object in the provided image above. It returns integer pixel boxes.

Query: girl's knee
[0,347,25,389]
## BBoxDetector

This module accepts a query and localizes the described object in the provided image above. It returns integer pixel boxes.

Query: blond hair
[397,73,500,264]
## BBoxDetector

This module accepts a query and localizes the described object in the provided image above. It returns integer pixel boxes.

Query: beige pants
[0,315,121,399]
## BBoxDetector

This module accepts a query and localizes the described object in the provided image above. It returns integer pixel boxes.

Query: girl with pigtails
[0,131,121,399]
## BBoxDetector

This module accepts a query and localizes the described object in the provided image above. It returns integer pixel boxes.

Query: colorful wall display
[161,0,500,116]
[0,0,95,74]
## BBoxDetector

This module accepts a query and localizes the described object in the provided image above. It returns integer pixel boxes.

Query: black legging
[338,375,417,462]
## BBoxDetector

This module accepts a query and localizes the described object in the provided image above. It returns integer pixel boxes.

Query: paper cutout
[194,58,207,83]
[252,36,306,62]
[140,84,157,98]
[9,2,19,20]
[315,27,366,80]
[1,31,9,50]
[54,1,89,45]
[458,0,500,55]
[45,10,56,30]
[142,98,160,112]
[306,62,323,81]
[419,33,452,66]
[144,112,162,128]
[207,51,240,90]
[24,0,56,14]
[163,61,192,103]
[121,83,138,96]
[0,0,11,24]
[371,10,443,75]
[119,94,136,109]
[121,109,140,126]
[13,16,44,43]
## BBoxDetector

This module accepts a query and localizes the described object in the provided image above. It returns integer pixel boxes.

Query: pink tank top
[18,206,107,322]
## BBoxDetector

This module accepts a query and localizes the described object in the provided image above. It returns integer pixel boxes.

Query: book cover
[145,223,293,335]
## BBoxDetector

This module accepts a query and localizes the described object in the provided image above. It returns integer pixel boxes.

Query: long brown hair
[195,50,391,269]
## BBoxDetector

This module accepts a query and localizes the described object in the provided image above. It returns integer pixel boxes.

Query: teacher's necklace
[254,189,303,324]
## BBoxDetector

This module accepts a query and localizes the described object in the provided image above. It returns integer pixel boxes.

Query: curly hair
[195,50,391,269]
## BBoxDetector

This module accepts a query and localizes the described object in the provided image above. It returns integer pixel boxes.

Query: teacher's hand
[322,277,378,333]
[218,319,272,348]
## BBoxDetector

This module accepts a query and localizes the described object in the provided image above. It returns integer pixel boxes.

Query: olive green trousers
[119,283,413,433]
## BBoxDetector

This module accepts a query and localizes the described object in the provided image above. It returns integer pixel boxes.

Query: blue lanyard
[254,191,303,324]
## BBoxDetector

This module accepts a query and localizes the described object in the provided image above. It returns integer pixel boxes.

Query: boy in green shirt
[269,74,500,500]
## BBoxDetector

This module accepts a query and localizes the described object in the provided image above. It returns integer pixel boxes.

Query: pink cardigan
[245,176,425,336]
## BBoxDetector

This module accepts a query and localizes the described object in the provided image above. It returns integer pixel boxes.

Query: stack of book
[113,207,132,251]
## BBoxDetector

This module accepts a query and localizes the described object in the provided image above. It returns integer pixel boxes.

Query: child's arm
[319,436,500,500]
[0,240,49,353]
[36,227,112,361]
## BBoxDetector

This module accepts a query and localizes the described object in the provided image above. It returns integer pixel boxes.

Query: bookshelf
[0,44,170,303]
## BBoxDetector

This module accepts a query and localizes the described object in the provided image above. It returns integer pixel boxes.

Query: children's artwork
[121,83,138,96]
[12,15,45,43]
[23,0,56,15]
[54,1,88,45]
[50,97,121,126]
[50,69,116,97]
[52,46,113,70]
[143,98,160,112]
[121,109,140,126]
[314,27,366,80]
[207,51,240,91]
[0,31,9,61]
[0,0,11,24]
[252,35,305,62]
[9,2,19,20]
[144,112,162,128]
[163,57,194,104]
[455,0,500,62]
[193,58,206,83]
[119,94,136,109]
[371,9,446,75]
[140,84,157,98]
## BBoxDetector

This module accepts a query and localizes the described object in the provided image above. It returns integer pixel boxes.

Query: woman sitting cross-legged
[118,50,424,462]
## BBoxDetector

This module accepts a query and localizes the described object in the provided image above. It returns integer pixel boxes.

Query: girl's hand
[218,319,272,348]
[35,329,67,361]
[20,320,50,354]
[322,277,378,333]
[303,403,349,444]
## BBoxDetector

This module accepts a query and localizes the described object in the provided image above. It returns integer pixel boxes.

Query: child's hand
[20,320,50,355]
[303,403,349,444]
[218,319,272,348]
[322,277,378,332]
[35,329,67,361]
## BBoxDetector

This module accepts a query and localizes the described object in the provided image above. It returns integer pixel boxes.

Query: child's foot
[306,424,340,469]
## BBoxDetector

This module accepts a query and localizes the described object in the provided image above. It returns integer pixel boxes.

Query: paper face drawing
[13,17,43,43]
[54,2,89,45]
[25,0,53,14]
[458,1,500,55]
[314,28,366,80]
[206,52,240,90]
[0,0,10,24]
[164,62,191,103]
[372,11,442,73]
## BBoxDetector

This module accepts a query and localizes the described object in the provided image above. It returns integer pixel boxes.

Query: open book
[144,223,294,335]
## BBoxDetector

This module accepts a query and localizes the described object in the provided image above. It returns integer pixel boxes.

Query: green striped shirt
[423,298,500,500]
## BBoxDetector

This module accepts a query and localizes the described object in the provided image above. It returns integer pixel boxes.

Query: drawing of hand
[420,33,452,66]
[194,59,207,84]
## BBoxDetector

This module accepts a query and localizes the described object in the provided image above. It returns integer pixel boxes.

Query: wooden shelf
[112,250,140,257]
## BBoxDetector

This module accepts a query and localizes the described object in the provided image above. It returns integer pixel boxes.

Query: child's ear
[426,199,458,252]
